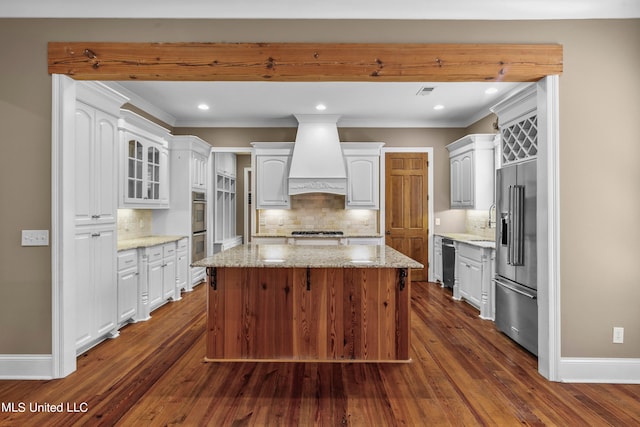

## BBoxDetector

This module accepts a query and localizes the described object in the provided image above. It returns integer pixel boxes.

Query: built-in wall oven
[192,191,207,262]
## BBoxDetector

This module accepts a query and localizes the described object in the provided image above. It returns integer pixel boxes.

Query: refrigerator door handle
[493,277,536,299]
[510,185,525,266]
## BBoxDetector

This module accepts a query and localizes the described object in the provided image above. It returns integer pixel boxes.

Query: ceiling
[2,0,638,20]
[108,81,530,128]
[15,0,637,128]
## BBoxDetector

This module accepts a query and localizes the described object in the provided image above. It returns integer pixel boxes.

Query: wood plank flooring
[1,282,639,426]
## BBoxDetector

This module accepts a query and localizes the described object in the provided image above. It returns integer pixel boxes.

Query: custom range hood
[288,114,347,196]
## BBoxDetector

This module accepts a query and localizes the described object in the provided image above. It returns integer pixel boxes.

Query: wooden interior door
[385,152,429,281]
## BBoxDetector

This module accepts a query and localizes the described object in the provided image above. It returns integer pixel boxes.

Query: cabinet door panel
[94,230,117,336]
[148,260,164,310]
[118,269,138,323]
[74,231,94,348]
[74,106,94,227]
[163,256,176,300]
[256,155,290,208]
[94,112,117,223]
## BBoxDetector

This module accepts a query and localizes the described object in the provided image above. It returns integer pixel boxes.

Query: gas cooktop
[291,231,344,236]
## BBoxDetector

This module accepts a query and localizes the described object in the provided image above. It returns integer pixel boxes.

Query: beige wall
[0,18,638,358]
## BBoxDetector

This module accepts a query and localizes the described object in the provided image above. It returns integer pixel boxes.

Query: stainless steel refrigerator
[494,159,538,355]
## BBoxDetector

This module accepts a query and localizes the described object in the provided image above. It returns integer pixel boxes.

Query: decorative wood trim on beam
[48,42,562,82]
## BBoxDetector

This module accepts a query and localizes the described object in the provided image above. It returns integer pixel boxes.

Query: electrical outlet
[21,230,49,247]
[613,327,624,344]
[435,218,441,226]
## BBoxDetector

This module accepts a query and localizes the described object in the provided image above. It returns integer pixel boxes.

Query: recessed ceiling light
[485,87,498,95]
[197,103,210,111]
[315,103,327,111]
[433,104,445,110]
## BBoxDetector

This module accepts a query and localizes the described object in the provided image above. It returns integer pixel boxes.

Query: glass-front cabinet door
[147,146,160,201]
[127,140,144,200]
[122,135,169,208]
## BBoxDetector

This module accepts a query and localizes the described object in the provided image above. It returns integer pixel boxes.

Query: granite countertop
[192,244,423,269]
[435,232,496,249]
[117,235,188,251]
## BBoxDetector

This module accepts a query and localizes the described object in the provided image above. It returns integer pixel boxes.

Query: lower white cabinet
[75,226,118,354]
[117,249,138,326]
[145,243,177,312]
[457,253,482,308]
[176,238,189,295]
[453,242,496,320]
[433,235,443,284]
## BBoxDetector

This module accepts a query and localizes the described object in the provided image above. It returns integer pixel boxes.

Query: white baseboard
[0,355,53,380]
[559,357,640,383]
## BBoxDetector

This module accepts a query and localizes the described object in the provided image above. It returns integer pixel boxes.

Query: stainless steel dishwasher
[442,238,455,289]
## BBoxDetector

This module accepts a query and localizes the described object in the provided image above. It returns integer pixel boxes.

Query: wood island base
[205,267,411,362]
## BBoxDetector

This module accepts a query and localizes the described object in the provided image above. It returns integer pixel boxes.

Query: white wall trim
[535,75,561,381]
[0,355,54,380]
[51,74,77,379]
[380,147,434,281]
[559,358,640,384]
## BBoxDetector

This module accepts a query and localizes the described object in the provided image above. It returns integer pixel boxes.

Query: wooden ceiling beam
[48,42,562,82]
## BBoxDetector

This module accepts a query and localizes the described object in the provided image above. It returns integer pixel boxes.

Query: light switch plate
[21,230,49,246]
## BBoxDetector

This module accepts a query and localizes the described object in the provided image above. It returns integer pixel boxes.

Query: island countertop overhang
[192,244,423,269]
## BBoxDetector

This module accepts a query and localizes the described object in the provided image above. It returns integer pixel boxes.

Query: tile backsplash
[117,209,153,240]
[257,193,378,235]
[465,209,496,240]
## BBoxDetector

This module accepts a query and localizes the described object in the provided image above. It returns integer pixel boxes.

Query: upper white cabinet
[491,85,538,167]
[252,142,293,209]
[446,134,496,210]
[118,110,171,209]
[342,143,383,209]
[74,101,119,228]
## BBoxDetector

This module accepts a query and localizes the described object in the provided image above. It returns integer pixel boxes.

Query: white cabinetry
[74,82,126,355]
[117,249,138,326]
[342,143,383,209]
[213,151,242,253]
[491,85,538,167]
[252,143,293,209]
[74,101,119,227]
[118,110,171,209]
[446,134,495,210]
[74,227,118,354]
[452,242,496,320]
[153,135,211,289]
[176,238,189,293]
[143,242,178,313]
[433,235,443,284]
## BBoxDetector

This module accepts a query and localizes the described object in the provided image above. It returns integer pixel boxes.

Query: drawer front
[457,242,483,261]
[146,245,163,263]
[177,238,188,252]
[163,243,177,258]
[117,250,138,271]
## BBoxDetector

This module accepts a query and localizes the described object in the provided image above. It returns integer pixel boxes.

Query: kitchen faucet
[488,203,496,228]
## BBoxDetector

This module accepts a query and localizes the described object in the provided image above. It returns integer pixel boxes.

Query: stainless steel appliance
[494,160,538,355]
[192,191,207,262]
[442,238,455,289]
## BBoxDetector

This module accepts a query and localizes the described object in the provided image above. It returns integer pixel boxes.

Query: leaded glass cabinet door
[127,140,144,200]
[147,146,160,200]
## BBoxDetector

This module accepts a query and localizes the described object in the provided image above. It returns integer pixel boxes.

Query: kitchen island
[193,244,423,362]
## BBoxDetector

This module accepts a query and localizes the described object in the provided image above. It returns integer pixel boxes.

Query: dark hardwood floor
[1,281,638,426]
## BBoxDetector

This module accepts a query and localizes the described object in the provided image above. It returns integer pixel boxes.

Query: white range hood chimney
[288,114,347,196]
